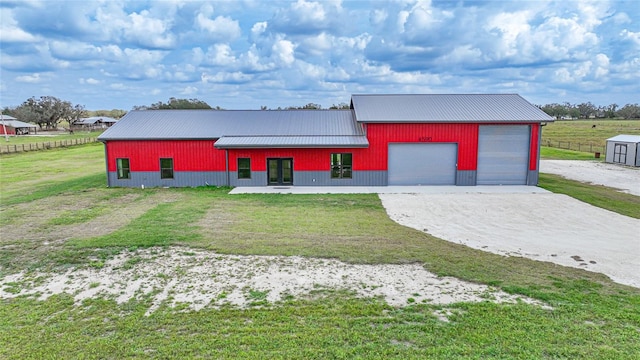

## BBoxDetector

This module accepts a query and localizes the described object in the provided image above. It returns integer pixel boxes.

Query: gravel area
[540,160,640,196]
[0,247,546,315]
[380,192,639,288]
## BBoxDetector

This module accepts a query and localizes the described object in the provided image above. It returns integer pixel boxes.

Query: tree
[134,97,214,110]
[89,109,127,119]
[577,102,596,119]
[329,102,350,109]
[8,96,85,129]
[617,104,640,119]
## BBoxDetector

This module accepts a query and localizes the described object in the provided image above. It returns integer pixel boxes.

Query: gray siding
[230,171,267,187]
[456,170,476,186]
[527,170,539,186]
[108,171,227,188]
[293,171,386,186]
[606,141,639,167]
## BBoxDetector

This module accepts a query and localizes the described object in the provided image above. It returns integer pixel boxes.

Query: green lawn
[540,146,604,160]
[1,145,639,359]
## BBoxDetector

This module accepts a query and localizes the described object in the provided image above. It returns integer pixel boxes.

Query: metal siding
[108,171,227,188]
[230,171,268,187]
[606,141,640,167]
[365,123,478,170]
[456,170,477,186]
[388,143,458,185]
[529,123,540,171]
[228,148,371,172]
[477,125,530,185]
[293,170,386,186]
[106,140,225,172]
[527,170,539,186]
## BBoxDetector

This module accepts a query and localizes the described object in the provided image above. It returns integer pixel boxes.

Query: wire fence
[542,139,606,155]
[0,137,98,154]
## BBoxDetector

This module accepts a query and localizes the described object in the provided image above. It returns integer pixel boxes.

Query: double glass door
[267,158,293,185]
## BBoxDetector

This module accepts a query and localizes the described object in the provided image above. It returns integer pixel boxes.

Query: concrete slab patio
[230,185,550,194]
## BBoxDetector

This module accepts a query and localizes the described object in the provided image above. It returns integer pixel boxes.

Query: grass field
[1,144,639,359]
[541,119,640,147]
[0,130,104,146]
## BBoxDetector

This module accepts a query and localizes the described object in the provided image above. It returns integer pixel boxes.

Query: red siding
[228,148,370,171]
[529,123,540,170]
[365,123,479,170]
[106,140,225,171]
[105,123,540,173]
[0,126,16,135]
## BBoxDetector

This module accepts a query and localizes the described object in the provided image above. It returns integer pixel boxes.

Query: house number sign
[418,136,433,142]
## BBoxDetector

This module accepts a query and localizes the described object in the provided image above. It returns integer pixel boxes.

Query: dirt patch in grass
[0,191,185,270]
[0,246,549,315]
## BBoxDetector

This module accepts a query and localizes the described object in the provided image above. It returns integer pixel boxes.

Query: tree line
[538,102,640,120]
[3,97,639,130]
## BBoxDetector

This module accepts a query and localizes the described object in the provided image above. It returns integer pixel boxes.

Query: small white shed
[605,135,640,167]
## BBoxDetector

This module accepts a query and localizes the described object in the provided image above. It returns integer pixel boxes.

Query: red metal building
[98,94,553,187]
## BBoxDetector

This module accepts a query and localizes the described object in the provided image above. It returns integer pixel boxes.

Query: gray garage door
[477,125,530,185]
[388,143,457,185]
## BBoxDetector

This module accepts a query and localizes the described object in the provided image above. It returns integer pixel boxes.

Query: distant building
[0,115,38,135]
[75,116,119,129]
[98,94,554,188]
[606,135,640,167]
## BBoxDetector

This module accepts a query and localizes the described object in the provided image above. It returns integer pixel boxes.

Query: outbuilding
[98,94,553,188]
[74,116,119,129]
[605,135,640,167]
[0,115,38,135]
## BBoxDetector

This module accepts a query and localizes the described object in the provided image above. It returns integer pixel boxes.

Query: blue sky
[1,0,638,110]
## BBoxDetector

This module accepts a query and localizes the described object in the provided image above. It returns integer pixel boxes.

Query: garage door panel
[388,143,457,185]
[477,125,529,185]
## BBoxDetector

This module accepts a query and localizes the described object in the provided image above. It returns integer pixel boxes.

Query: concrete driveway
[380,192,639,288]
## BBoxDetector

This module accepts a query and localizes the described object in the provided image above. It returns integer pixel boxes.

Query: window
[331,153,352,179]
[160,158,174,179]
[116,158,130,179]
[238,158,251,179]
[613,144,627,164]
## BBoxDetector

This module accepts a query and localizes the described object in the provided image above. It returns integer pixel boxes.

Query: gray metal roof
[98,109,362,140]
[77,116,118,125]
[351,94,554,122]
[215,135,369,149]
[607,134,640,143]
[0,119,37,128]
[0,115,17,120]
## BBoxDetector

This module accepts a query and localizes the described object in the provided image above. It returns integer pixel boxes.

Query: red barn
[98,94,553,188]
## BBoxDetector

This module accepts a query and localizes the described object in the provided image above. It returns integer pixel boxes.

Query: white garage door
[388,143,457,185]
[477,125,530,185]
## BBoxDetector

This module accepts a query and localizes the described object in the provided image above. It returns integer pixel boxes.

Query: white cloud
[201,71,252,84]
[195,4,242,42]
[620,29,640,47]
[79,78,100,85]
[126,11,176,49]
[272,39,296,66]
[180,86,198,95]
[16,73,44,83]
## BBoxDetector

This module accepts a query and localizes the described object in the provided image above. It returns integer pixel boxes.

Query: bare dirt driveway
[380,191,639,288]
